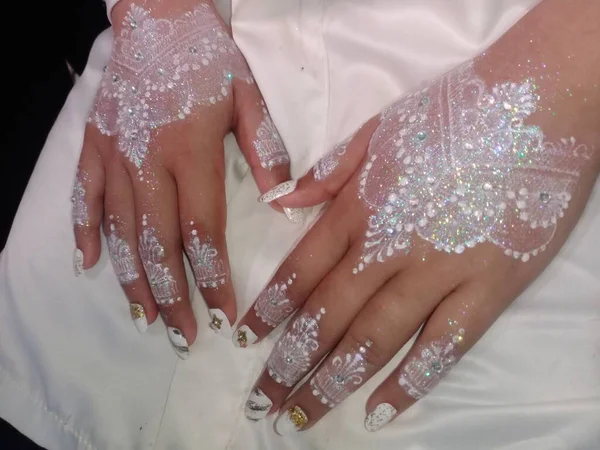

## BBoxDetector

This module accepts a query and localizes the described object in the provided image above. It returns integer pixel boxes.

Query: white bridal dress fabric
[1,1,599,449]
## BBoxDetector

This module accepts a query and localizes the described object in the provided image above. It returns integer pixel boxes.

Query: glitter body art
[187,228,227,288]
[313,134,353,181]
[253,101,290,169]
[107,218,139,284]
[355,61,589,272]
[310,340,372,408]
[267,308,325,387]
[398,327,465,400]
[71,170,89,226]
[88,3,253,168]
[254,273,297,327]
[139,215,181,306]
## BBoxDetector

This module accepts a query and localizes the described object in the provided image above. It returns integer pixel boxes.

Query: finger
[232,195,354,349]
[271,255,459,434]
[72,125,106,276]
[104,161,159,333]
[257,116,381,209]
[242,240,399,423]
[364,281,509,432]
[133,165,196,359]
[173,140,235,335]
[231,78,305,224]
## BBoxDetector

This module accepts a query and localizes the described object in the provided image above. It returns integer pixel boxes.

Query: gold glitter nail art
[237,329,247,348]
[130,303,146,320]
[288,406,308,429]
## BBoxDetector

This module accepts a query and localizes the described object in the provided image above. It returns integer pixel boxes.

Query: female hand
[71,0,301,358]
[235,0,600,432]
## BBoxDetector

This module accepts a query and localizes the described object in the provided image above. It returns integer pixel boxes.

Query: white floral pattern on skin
[355,61,590,272]
[138,215,181,306]
[186,225,227,288]
[398,328,465,400]
[253,101,290,170]
[88,3,253,168]
[71,170,89,226]
[107,216,139,285]
[313,133,353,181]
[267,308,325,387]
[309,340,372,408]
[254,273,296,327]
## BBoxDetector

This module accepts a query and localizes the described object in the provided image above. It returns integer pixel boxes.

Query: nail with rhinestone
[275,405,308,435]
[208,308,231,334]
[233,325,258,348]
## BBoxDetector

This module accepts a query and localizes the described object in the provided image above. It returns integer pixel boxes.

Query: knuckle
[344,330,388,370]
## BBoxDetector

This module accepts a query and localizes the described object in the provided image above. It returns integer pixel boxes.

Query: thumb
[259,115,381,209]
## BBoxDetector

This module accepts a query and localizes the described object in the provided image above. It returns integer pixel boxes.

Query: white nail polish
[245,388,273,421]
[232,325,258,348]
[283,207,306,225]
[73,248,84,276]
[364,403,397,432]
[208,308,231,334]
[167,327,190,359]
[275,406,308,435]
[259,180,298,203]
[130,304,148,334]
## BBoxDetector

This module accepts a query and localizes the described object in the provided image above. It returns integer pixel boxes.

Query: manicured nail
[364,403,397,432]
[167,327,190,359]
[232,325,258,348]
[208,308,231,334]
[130,304,148,334]
[259,180,298,203]
[283,207,306,225]
[245,388,273,421]
[73,248,84,276]
[275,406,308,435]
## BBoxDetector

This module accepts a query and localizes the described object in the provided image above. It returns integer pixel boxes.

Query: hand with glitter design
[72,0,302,358]
[233,0,600,434]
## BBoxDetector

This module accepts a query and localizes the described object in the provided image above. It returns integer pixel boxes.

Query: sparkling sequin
[356,61,589,270]
[254,273,297,327]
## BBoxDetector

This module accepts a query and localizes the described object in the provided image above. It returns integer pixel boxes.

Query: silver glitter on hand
[354,61,589,272]
[88,4,253,168]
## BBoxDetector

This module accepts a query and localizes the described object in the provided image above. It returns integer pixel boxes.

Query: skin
[235,0,600,433]
[73,0,292,351]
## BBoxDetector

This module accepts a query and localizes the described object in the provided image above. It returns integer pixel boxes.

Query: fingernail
[259,180,298,203]
[167,327,190,359]
[275,406,308,435]
[283,207,306,225]
[364,403,397,432]
[232,325,258,348]
[245,387,273,421]
[130,304,148,334]
[208,308,231,334]
[73,248,84,276]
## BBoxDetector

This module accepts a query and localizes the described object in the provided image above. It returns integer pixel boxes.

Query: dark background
[1,0,109,448]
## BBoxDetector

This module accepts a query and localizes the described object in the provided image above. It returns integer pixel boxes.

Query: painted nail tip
[244,388,273,421]
[233,325,258,348]
[208,308,231,334]
[259,180,298,203]
[167,327,190,359]
[283,207,306,225]
[275,406,308,436]
[73,248,84,276]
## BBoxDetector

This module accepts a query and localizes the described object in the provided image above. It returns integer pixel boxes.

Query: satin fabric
[1,1,598,449]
